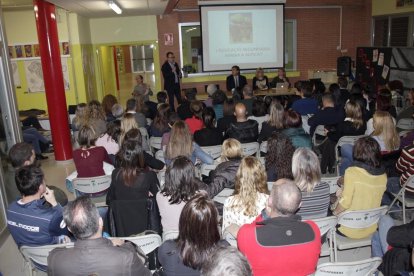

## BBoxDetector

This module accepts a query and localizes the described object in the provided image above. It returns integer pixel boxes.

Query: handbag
[147,196,162,235]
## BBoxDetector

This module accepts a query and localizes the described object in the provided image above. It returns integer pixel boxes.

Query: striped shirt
[396,144,414,193]
[296,181,330,220]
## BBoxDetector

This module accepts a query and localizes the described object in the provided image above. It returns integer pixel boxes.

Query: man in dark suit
[226,65,247,92]
[161,52,182,111]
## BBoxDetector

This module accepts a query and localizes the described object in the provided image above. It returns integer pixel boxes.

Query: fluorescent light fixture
[109,1,122,15]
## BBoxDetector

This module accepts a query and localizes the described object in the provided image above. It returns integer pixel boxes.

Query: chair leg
[403,192,406,224]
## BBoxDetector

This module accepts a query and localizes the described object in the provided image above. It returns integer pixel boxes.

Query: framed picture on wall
[397,0,414,7]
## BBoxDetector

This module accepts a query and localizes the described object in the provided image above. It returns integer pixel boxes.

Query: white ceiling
[0,0,168,17]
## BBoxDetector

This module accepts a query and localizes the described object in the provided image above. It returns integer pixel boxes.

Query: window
[373,17,389,47]
[179,20,297,74]
[130,45,154,73]
[391,16,409,46]
[373,14,414,47]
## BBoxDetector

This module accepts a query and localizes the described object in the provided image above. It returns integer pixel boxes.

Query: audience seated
[22,127,51,160]
[375,88,397,119]
[212,90,228,120]
[71,103,88,132]
[102,94,118,122]
[222,156,269,232]
[258,100,284,142]
[156,156,202,232]
[125,98,147,128]
[291,81,318,116]
[237,179,321,276]
[48,196,151,276]
[201,246,252,276]
[111,103,124,120]
[252,67,269,91]
[204,84,217,107]
[119,113,139,145]
[337,76,350,108]
[185,100,204,134]
[177,89,197,120]
[95,120,121,158]
[265,132,295,182]
[226,103,258,143]
[292,148,330,219]
[160,112,180,150]
[248,98,268,132]
[397,88,414,121]
[269,68,290,88]
[241,85,255,115]
[282,110,312,148]
[366,96,397,135]
[135,94,151,122]
[332,137,387,239]
[226,65,247,92]
[217,99,236,134]
[158,192,228,275]
[87,100,107,136]
[194,107,223,146]
[150,103,171,137]
[156,91,168,108]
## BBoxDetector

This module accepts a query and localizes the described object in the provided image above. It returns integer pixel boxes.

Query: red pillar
[33,0,72,161]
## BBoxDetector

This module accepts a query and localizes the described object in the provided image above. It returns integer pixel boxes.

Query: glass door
[130,45,154,73]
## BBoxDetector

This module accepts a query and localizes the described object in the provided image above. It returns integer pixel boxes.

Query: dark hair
[329,83,341,106]
[212,90,227,105]
[231,65,240,71]
[122,128,142,145]
[377,89,393,112]
[350,83,362,95]
[166,51,174,57]
[190,100,203,119]
[265,132,295,180]
[353,136,382,168]
[63,196,100,240]
[157,91,167,103]
[77,125,97,148]
[223,99,236,116]
[15,164,44,196]
[300,81,313,98]
[9,142,34,168]
[168,112,180,126]
[185,89,197,101]
[294,81,303,91]
[152,104,171,134]
[177,192,220,270]
[162,156,199,204]
[116,139,145,186]
[252,99,267,117]
[283,110,302,128]
[126,98,137,112]
[313,80,326,94]
[105,120,121,143]
[338,76,348,88]
[202,107,216,129]
[102,94,118,115]
[388,80,404,95]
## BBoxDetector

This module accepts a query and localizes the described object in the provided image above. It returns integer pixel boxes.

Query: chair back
[321,176,341,194]
[149,137,162,153]
[311,216,337,236]
[302,115,311,134]
[223,230,237,247]
[21,243,74,267]
[404,175,414,190]
[162,230,179,242]
[336,135,365,148]
[200,163,217,177]
[337,206,387,229]
[312,125,326,146]
[397,118,414,130]
[120,234,162,255]
[200,145,222,160]
[155,150,165,162]
[241,142,260,157]
[213,188,234,205]
[260,141,268,153]
[139,127,151,152]
[157,171,165,189]
[315,257,382,276]
[73,175,111,196]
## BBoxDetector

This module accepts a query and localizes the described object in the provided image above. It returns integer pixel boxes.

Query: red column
[33,0,72,161]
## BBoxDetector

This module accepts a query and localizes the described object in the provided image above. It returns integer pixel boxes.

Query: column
[33,0,72,161]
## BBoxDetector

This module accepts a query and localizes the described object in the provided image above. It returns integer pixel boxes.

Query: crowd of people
[5,59,414,275]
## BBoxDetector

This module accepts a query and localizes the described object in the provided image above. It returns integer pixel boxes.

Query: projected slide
[201,4,284,71]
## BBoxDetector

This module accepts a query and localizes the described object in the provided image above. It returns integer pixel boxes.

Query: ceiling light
[109,1,122,15]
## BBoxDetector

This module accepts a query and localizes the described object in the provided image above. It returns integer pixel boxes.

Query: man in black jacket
[161,52,182,111]
[226,103,258,143]
[226,65,247,92]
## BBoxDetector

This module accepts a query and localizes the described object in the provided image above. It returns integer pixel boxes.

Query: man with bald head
[226,102,258,143]
[237,179,321,276]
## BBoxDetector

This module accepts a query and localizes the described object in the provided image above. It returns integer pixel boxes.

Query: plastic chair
[213,188,234,205]
[334,206,387,261]
[200,145,222,160]
[20,243,74,275]
[312,125,326,147]
[72,175,112,205]
[162,230,179,242]
[397,118,414,130]
[315,257,382,276]
[200,163,217,177]
[223,230,237,247]
[114,234,162,255]
[310,216,337,262]
[155,150,164,162]
[321,176,341,194]
[260,141,268,154]
[149,136,162,154]
[157,170,165,189]
[335,135,365,176]
[302,115,312,134]
[387,175,414,224]
[241,142,260,158]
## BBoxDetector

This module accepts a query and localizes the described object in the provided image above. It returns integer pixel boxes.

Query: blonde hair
[267,101,284,129]
[119,113,138,145]
[73,103,88,129]
[292,148,321,193]
[345,101,363,129]
[230,156,269,217]
[218,138,242,163]
[88,100,106,121]
[372,111,400,151]
[165,121,193,160]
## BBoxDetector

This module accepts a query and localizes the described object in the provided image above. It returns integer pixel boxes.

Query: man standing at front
[161,52,182,111]
[237,179,321,276]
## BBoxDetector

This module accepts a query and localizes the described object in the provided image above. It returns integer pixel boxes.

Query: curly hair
[265,132,295,180]
[88,100,106,121]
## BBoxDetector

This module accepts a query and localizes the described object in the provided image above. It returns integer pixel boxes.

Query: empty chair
[315,257,382,276]
[310,216,337,262]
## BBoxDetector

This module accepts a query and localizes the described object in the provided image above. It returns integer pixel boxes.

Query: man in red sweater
[237,179,321,276]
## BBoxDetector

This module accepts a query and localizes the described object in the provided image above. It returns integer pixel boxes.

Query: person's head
[242,85,253,99]
[329,83,340,94]
[185,88,197,101]
[268,178,302,217]
[162,156,199,204]
[166,120,193,160]
[212,90,227,105]
[283,110,302,128]
[88,100,105,120]
[153,103,171,129]
[292,148,321,193]
[77,125,97,148]
[105,120,121,143]
[294,80,303,92]
[266,132,295,180]
[277,68,286,78]
[353,136,382,168]
[111,103,124,119]
[117,139,145,186]
[234,103,247,120]
[377,88,393,113]
[388,80,403,95]
[201,246,252,276]
[63,196,101,240]
[267,100,284,129]
[206,84,218,97]
[177,192,220,270]
[313,80,326,94]
[372,111,400,151]
[15,164,45,197]
[338,76,348,89]
[231,65,240,76]
[122,128,143,145]
[202,107,216,129]
[168,112,180,128]
[9,142,36,168]
[134,94,147,113]
[166,51,175,63]
[252,99,267,117]
[322,93,335,108]
[256,67,264,78]
[101,94,118,115]
[157,91,168,104]
[329,83,341,106]
[220,138,242,161]
[350,83,362,95]
[120,113,139,144]
[344,101,363,129]
[135,74,144,84]
[126,98,137,112]
[190,100,203,119]
[300,81,313,98]
[233,156,269,217]
[75,103,88,118]
[223,99,235,117]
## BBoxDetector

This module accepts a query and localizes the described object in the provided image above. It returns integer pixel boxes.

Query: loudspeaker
[337,56,351,77]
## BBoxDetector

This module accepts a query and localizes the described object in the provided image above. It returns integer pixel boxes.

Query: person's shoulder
[159,239,178,253]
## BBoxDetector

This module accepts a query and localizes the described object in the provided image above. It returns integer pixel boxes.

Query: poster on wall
[24,58,70,92]
[164,33,173,46]
[397,0,414,7]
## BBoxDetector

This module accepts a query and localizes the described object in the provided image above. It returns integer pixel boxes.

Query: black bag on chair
[147,197,162,235]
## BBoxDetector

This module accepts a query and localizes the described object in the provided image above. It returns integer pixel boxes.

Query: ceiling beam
[164,0,180,14]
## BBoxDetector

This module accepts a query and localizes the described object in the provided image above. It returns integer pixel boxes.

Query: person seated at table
[270,68,290,88]
[291,81,318,116]
[22,127,51,160]
[252,67,269,90]
[194,107,223,147]
[226,65,247,92]
[226,103,258,143]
